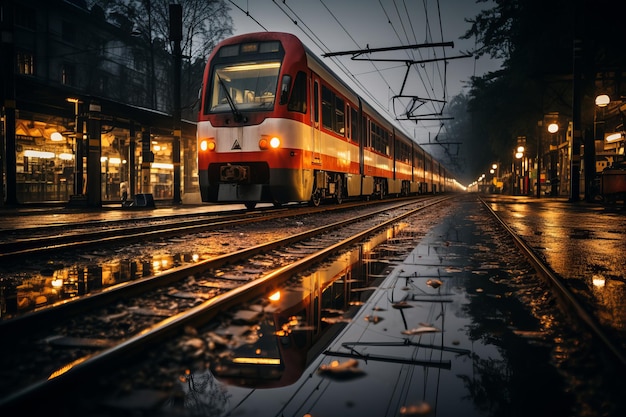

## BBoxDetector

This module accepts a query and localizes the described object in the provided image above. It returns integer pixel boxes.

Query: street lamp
[547,123,559,134]
[595,94,610,107]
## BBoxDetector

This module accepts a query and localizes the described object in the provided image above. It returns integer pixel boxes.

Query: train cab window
[279,74,291,105]
[209,61,281,112]
[287,71,307,113]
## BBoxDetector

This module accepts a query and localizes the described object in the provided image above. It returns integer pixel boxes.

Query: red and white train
[197,32,461,209]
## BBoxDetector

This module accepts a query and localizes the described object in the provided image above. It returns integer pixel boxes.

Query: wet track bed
[483,196,626,354]
[0,198,447,410]
[0,200,413,318]
[2,195,624,416]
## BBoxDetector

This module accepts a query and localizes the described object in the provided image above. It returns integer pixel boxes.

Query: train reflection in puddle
[205,225,406,389]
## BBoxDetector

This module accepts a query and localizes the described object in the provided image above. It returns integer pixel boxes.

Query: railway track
[479,196,626,367]
[0,195,452,413]
[0,199,398,260]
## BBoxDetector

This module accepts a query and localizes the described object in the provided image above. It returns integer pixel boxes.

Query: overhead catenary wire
[228,0,460,160]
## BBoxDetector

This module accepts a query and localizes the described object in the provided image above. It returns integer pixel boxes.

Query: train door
[311,75,322,165]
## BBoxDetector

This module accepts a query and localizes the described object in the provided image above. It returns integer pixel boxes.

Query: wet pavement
[483,195,626,352]
[2,195,625,416]
[192,195,624,417]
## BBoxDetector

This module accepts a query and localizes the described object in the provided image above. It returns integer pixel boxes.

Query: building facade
[1,0,199,206]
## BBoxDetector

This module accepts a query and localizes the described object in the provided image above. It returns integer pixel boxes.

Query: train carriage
[197,32,459,208]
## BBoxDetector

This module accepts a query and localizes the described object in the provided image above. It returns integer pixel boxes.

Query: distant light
[232,357,281,365]
[595,94,610,107]
[592,274,605,288]
[152,162,174,169]
[516,146,525,153]
[547,123,559,133]
[515,152,523,159]
[24,150,55,158]
[59,153,74,160]
[51,132,64,141]
[606,132,623,143]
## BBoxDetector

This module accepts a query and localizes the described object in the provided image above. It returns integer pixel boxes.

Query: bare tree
[88,0,233,115]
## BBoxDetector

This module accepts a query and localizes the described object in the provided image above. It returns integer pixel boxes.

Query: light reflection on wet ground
[158,198,624,417]
[485,196,626,348]
[0,253,195,318]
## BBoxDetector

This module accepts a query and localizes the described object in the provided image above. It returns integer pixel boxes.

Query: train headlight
[200,139,216,151]
[259,135,280,150]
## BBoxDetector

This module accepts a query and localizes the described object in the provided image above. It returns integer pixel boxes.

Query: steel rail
[479,196,626,367]
[0,196,452,412]
[0,197,422,260]
[0,197,444,334]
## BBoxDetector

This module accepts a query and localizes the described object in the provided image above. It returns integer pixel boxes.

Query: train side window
[321,85,333,131]
[351,108,358,144]
[314,81,319,123]
[335,96,345,136]
[287,71,307,113]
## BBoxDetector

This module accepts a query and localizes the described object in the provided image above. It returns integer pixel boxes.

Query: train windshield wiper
[216,73,245,123]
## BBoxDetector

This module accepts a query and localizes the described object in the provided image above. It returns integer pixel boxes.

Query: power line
[227,0,268,31]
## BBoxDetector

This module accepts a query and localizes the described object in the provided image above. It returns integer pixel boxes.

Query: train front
[197,33,311,209]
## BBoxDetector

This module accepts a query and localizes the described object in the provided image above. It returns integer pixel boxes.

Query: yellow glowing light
[270,137,280,148]
[268,290,281,301]
[606,133,623,143]
[152,162,174,169]
[516,146,525,153]
[59,153,74,160]
[592,275,605,288]
[200,140,208,151]
[547,123,559,133]
[51,279,63,289]
[192,254,200,262]
[50,132,64,141]
[595,94,610,107]
[232,357,281,365]
[224,62,281,72]
[24,150,55,159]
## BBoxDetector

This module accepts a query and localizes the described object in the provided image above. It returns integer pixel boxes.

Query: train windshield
[209,61,281,113]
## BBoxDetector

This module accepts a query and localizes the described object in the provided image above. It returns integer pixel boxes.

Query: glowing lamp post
[514,147,524,195]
